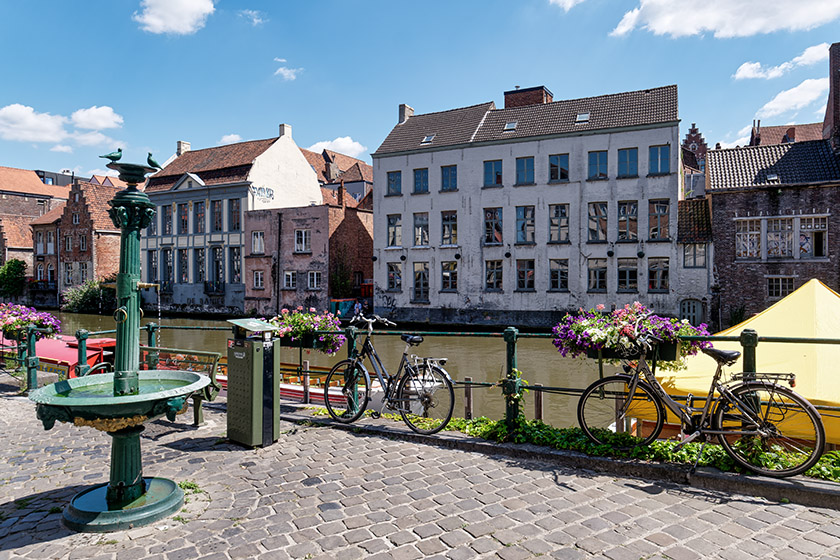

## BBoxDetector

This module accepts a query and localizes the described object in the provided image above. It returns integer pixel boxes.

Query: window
[162,205,173,235]
[648,257,669,292]
[735,219,761,259]
[588,202,608,242]
[387,214,402,247]
[680,300,703,326]
[211,200,223,232]
[64,262,73,285]
[387,171,402,195]
[484,160,503,187]
[413,262,429,302]
[178,203,189,234]
[484,208,503,245]
[413,168,429,194]
[47,231,54,254]
[441,165,457,191]
[178,249,189,283]
[65,235,72,252]
[193,201,205,234]
[228,199,241,232]
[441,261,458,291]
[768,277,795,299]
[252,231,265,254]
[516,259,535,291]
[147,251,158,282]
[648,200,670,240]
[72,212,80,225]
[79,262,89,283]
[504,121,518,131]
[194,248,205,283]
[576,112,590,123]
[649,145,670,175]
[47,264,54,282]
[36,232,43,254]
[254,270,264,289]
[683,244,706,268]
[617,258,638,292]
[587,259,607,292]
[800,216,828,258]
[548,204,569,243]
[308,271,322,290]
[549,259,569,291]
[44,177,53,185]
[421,134,435,144]
[413,212,429,246]
[515,206,535,244]
[618,148,638,177]
[617,201,638,241]
[294,229,311,252]
[549,154,569,182]
[387,263,402,291]
[441,211,457,245]
[162,249,174,284]
[766,218,793,258]
[229,247,241,283]
[36,264,44,281]
[485,260,503,291]
[211,247,224,283]
[588,151,607,179]
[515,157,534,185]
[79,235,87,252]
[284,271,297,289]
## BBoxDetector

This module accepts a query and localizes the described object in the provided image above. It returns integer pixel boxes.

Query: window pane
[549,204,569,242]
[516,206,535,243]
[588,151,607,179]
[648,200,670,239]
[441,261,458,291]
[441,211,458,245]
[387,215,402,247]
[413,168,429,193]
[618,201,638,241]
[618,148,638,177]
[516,259,535,290]
[549,154,569,182]
[549,259,568,291]
[413,212,429,246]
[387,171,402,195]
[588,202,608,241]
[441,165,457,191]
[484,160,502,187]
[484,208,503,244]
[515,157,534,184]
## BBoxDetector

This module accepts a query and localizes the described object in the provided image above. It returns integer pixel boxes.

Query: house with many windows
[141,125,326,313]
[29,202,66,307]
[372,85,705,326]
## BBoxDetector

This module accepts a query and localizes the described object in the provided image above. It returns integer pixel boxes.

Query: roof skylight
[503,121,518,131]
[421,134,435,144]
[766,173,779,182]
[575,112,590,123]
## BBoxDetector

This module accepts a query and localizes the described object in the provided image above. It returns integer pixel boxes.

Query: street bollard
[502,326,521,429]
[75,329,90,377]
[25,325,39,392]
[302,360,310,404]
[534,384,543,421]
[146,322,159,369]
[464,376,473,420]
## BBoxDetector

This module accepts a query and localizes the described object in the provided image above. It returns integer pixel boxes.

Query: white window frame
[284,271,297,289]
[308,270,322,290]
[254,270,264,289]
[252,231,265,254]
[294,229,311,253]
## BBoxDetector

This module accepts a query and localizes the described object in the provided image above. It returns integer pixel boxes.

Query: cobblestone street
[2,390,840,560]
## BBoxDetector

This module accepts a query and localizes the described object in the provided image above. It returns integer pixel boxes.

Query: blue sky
[1,0,838,177]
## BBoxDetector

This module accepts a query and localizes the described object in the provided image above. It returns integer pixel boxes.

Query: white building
[372,85,710,326]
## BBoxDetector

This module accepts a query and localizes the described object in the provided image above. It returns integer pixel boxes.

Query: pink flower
[596,304,605,311]
[309,307,316,313]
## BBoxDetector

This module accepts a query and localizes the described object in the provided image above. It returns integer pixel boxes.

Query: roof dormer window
[575,112,590,124]
[421,134,435,144]
[503,121,518,132]
[766,173,779,183]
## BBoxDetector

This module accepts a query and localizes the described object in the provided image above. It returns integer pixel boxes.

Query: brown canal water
[57,312,621,429]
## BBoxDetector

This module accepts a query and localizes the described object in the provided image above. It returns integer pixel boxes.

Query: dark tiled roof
[31,202,66,225]
[373,102,495,155]
[751,123,823,146]
[0,215,34,248]
[682,147,700,171]
[677,199,712,243]
[707,140,840,190]
[147,138,277,192]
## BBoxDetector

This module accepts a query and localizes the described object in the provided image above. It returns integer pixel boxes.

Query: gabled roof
[0,215,34,249]
[90,174,134,189]
[300,148,372,184]
[31,202,67,226]
[751,123,823,146]
[707,140,840,190]
[146,138,278,192]
[0,165,70,198]
[677,198,712,243]
[329,162,373,184]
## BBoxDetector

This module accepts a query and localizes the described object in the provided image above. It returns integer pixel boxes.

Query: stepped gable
[78,182,123,231]
[0,165,70,198]
[374,102,496,155]
[707,140,840,190]
[146,138,278,192]
[677,198,712,243]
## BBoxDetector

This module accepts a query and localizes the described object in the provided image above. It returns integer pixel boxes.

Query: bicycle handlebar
[349,313,396,331]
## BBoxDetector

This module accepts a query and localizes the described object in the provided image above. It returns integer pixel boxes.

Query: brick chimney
[825,42,840,151]
[176,141,191,156]
[399,104,414,124]
[504,85,553,108]
[338,180,345,208]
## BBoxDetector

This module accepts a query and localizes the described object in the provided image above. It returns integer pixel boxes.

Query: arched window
[36,264,44,281]
[680,299,703,326]
[47,264,55,282]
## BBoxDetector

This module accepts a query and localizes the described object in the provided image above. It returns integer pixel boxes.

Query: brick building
[681,123,708,171]
[244,187,373,316]
[300,148,373,201]
[749,121,823,146]
[29,202,65,307]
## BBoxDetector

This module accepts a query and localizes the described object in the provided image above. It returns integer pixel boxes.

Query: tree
[0,259,27,298]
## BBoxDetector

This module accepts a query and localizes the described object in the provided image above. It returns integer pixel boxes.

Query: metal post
[464,376,473,420]
[345,326,357,358]
[25,325,39,393]
[302,360,310,404]
[145,322,159,370]
[344,326,359,413]
[503,326,520,428]
[75,329,90,377]
[534,384,543,422]
[740,329,758,380]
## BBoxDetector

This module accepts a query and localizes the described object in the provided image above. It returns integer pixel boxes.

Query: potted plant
[0,303,61,341]
[551,302,710,370]
[268,307,345,356]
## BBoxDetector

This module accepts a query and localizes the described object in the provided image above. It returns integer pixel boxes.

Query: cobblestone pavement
[2,391,840,560]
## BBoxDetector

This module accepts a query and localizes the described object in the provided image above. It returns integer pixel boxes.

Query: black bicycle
[323,314,455,434]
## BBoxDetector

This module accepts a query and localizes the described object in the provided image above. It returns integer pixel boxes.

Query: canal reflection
[58,312,621,429]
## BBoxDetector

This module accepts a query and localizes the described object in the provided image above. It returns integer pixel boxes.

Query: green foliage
[60,275,116,314]
[0,259,27,297]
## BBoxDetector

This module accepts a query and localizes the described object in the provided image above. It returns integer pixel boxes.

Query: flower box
[277,333,317,349]
[267,308,345,355]
[586,341,679,362]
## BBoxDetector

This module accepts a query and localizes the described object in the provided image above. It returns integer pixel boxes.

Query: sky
[1,0,839,178]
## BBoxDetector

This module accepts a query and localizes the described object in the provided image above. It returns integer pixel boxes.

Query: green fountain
[29,157,210,532]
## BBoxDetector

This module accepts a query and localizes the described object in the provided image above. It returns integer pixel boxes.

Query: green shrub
[0,259,27,297]
[61,275,117,314]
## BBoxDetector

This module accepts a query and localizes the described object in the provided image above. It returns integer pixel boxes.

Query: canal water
[57,312,620,429]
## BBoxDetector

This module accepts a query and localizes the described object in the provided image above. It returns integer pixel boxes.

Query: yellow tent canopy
[658,278,840,443]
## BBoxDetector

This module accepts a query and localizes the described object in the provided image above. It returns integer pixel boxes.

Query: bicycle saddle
[701,347,741,365]
[400,334,424,345]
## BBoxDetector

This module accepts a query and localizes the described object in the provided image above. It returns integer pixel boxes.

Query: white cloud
[239,9,266,26]
[218,133,242,145]
[307,137,367,159]
[274,57,303,81]
[133,0,215,35]
[719,136,750,149]
[72,130,116,147]
[756,78,830,118]
[734,42,830,80]
[71,106,124,129]
[50,145,73,153]
[611,0,840,38]
[0,104,68,142]
[85,168,119,178]
[548,0,587,11]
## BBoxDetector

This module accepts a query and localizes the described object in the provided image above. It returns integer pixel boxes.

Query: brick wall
[0,192,62,218]
[244,210,277,315]
[328,206,373,293]
[711,184,840,323]
[504,86,553,108]
[94,232,120,279]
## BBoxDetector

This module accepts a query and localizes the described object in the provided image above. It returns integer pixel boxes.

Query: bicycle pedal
[370,411,381,419]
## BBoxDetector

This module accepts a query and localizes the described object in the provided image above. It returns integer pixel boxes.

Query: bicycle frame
[351,332,415,405]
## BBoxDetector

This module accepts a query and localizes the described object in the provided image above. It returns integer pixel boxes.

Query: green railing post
[16,329,27,378]
[76,329,90,377]
[25,325,39,393]
[740,329,758,381]
[502,326,521,429]
[146,323,159,370]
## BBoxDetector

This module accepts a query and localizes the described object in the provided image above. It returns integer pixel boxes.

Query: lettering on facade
[249,185,275,203]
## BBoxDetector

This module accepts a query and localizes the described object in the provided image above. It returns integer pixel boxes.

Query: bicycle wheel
[396,364,455,434]
[323,359,370,423]
[714,381,825,477]
[578,375,665,449]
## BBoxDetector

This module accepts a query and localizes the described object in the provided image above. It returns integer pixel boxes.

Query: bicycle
[577,333,826,478]
[323,314,455,435]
